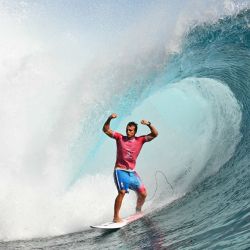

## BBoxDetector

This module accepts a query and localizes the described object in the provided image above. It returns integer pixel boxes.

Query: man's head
[126,122,138,138]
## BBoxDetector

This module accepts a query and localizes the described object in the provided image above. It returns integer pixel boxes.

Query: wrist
[147,121,151,126]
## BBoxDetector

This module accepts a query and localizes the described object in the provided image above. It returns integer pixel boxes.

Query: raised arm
[141,119,158,141]
[103,113,118,138]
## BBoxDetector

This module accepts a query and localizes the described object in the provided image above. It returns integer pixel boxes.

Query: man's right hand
[103,113,117,137]
[110,113,118,119]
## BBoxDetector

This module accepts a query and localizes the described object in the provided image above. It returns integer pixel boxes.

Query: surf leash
[146,170,174,202]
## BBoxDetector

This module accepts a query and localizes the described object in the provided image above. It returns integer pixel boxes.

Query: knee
[139,191,147,199]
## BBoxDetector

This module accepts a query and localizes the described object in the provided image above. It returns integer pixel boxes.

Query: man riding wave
[103,113,158,222]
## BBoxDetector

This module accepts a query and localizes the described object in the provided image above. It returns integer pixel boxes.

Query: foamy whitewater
[0,1,249,249]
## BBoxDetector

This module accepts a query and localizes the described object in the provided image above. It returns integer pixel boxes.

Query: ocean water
[0,1,249,249]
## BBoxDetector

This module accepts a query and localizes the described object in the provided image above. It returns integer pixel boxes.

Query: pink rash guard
[112,131,149,170]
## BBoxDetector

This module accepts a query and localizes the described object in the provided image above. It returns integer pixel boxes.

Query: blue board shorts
[113,169,146,194]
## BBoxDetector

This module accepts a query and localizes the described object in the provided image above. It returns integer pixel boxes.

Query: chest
[117,137,142,153]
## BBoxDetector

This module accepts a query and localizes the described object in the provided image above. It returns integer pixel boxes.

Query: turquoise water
[0,3,249,250]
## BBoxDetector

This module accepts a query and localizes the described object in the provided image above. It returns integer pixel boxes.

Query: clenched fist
[141,119,150,125]
[109,113,118,119]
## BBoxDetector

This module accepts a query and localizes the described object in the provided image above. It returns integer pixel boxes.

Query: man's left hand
[141,120,150,126]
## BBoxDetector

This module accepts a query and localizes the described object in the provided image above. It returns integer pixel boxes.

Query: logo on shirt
[126,150,132,160]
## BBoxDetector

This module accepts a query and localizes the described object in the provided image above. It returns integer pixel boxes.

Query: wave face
[149,9,250,249]
[0,1,249,248]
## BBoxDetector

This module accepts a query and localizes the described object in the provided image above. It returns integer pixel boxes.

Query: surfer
[103,113,158,222]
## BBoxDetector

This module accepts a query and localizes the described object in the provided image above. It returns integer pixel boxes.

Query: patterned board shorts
[113,169,146,194]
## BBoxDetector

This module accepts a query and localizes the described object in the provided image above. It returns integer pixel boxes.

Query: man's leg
[133,171,147,212]
[113,190,126,222]
[136,190,147,212]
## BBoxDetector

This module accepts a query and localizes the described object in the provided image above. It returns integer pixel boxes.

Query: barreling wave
[86,8,249,193]
[0,3,249,244]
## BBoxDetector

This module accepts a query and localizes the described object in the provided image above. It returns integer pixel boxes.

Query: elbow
[103,127,110,135]
[154,131,159,137]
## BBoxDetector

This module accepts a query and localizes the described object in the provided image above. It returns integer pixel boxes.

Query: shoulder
[136,135,148,143]
[113,131,123,139]
[136,135,155,143]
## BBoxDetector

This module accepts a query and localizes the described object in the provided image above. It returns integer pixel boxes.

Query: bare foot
[113,217,123,223]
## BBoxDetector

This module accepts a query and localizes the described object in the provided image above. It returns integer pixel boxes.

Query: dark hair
[127,121,138,133]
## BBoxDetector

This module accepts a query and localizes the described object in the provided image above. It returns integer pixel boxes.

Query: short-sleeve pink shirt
[112,131,148,170]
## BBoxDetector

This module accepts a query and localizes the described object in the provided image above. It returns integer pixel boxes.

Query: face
[126,125,136,138]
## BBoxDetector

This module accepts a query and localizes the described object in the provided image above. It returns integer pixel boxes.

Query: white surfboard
[90,213,144,230]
